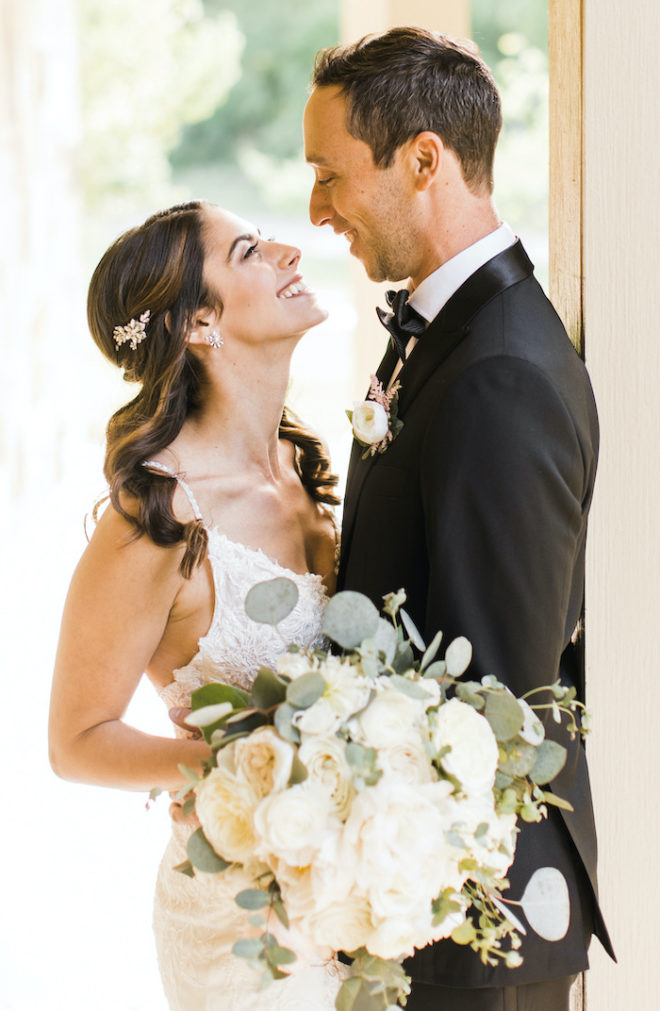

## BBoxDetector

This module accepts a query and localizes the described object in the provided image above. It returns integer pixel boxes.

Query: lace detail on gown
[148,462,344,1009]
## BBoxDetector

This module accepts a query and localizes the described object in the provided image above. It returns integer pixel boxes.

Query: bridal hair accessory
[113,309,151,351]
[347,375,403,458]
[206,330,223,349]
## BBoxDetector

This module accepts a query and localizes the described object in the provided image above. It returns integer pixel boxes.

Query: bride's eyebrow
[226,229,262,262]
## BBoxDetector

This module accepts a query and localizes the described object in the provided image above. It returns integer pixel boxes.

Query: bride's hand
[169,789,201,828]
[169,706,202,740]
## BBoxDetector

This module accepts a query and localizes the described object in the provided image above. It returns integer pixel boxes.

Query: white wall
[583,1,660,1006]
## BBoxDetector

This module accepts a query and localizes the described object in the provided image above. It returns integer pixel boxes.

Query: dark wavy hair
[312,26,502,194]
[88,201,339,578]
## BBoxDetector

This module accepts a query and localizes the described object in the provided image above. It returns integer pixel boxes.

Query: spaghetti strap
[142,459,204,524]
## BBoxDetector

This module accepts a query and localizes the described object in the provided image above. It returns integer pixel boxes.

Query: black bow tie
[376,288,426,361]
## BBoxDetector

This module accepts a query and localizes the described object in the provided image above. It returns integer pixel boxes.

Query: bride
[48,201,344,1009]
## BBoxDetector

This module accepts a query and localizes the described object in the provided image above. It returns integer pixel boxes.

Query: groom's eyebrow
[226,229,262,262]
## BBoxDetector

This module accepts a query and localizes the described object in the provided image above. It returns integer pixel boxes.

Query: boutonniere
[346,375,404,458]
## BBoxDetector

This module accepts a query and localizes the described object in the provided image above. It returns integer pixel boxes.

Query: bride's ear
[186,309,221,347]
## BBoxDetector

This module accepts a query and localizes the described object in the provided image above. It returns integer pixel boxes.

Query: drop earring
[206,330,223,349]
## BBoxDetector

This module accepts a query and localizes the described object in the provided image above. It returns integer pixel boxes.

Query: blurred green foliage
[171,0,339,169]
[79,0,244,220]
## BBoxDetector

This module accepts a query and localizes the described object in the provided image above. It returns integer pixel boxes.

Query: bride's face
[200,205,327,345]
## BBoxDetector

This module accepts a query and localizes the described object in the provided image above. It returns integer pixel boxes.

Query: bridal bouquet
[170,581,587,1010]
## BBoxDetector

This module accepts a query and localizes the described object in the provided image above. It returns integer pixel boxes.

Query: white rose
[195,764,259,864]
[298,734,355,819]
[431,698,499,794]
[253,782,332,866]
[303,892,374,953]
[342,778,467,955]
[450,788,518,879]
[378,737,437,785]
[234,726,295,799]
[352,400,389,445]
[277,651,315,681]
[293,656,372,736]
[352,678,427,750]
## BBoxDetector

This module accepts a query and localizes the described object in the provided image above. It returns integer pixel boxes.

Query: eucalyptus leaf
[400,608,426,651]
[185,702,233,727]
[520,867,570,941]
[245,577,299,626]
[235,888,270,910]
[541,791,574,812]
[424,660,447,680]
[187,828,231,873]
[360,618,398,667]
[484,691,524,742]
[489,894,527,935]
[455,681,486,710]
[421,629,444,670]
[392,641,414,674]
[336,977,363,1011]
[251,667,288,710]
[530,739,567,785]
[288,752,309,786]
[444,636,473,677]
[191,682,249,711]
[232,938,265,959]
[390,673,436,700]
[321,591,379,649]
[265,944,297,966]
[272,895,290,929]
[173,859,195,878]
[286,671,326,709]
[499,738,538,777]
[274,702,301,744]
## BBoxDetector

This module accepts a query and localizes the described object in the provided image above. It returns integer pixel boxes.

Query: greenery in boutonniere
[347,376,403,458]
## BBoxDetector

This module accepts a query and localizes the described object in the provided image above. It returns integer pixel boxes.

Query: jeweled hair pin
[113,309,151,350]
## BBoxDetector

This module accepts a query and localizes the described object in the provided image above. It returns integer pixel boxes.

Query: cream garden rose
[351,399,389,445]
[298,734,354,819]
[234,726,295,799]
[195,764,259,864]
[351,677,429,750]
[253,781,333,866]
[430,697,499,794]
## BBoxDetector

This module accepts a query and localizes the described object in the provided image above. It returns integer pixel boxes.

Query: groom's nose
[309,180,333,228]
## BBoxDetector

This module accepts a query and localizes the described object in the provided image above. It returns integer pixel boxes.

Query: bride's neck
[184,347,293,478]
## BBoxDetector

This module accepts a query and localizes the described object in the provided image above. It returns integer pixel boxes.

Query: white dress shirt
[387,223,516,389]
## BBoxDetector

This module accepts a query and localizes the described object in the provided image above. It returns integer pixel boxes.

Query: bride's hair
[88,200,339,577]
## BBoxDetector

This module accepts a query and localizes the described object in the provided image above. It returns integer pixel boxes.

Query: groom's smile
[303,84,418,284]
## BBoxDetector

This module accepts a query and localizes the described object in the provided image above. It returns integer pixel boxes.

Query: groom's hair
[312,26,502,195]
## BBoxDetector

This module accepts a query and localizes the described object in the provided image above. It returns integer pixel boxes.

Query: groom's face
[304,86,418,283]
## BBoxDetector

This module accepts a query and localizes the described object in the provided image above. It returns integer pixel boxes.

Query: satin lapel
[396,240,534,414]
[341,339,397,574]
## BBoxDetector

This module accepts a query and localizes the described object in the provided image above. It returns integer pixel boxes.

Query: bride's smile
[200,205,328,346]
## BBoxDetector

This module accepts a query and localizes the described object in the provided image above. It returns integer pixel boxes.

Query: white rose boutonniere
[347,375,403,457]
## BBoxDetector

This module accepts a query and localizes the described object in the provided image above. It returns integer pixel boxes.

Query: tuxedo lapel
[396,240,534,414]
[340,339,397,564]
[339,241,534,582]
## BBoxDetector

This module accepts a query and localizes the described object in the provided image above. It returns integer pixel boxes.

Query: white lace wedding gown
[149,464,344,1010]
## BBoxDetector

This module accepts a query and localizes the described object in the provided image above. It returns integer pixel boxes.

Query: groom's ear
[409,132,443,190]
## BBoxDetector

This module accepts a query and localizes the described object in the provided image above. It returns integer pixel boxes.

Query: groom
[304,26,614,1011]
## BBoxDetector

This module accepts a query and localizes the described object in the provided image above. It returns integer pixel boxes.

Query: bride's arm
[48,506,210,792]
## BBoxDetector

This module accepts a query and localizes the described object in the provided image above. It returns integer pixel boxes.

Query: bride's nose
[273,242,301,269]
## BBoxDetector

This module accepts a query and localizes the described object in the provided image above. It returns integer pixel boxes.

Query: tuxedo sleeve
[419,355,590,698]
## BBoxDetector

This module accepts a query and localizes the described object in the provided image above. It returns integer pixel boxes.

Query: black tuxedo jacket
[338,242,614,987]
